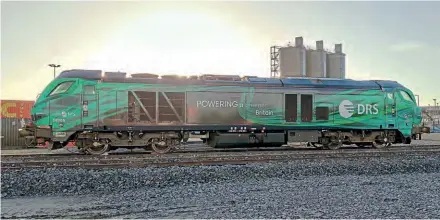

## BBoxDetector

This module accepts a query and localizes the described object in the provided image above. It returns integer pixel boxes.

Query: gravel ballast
[2,155,440,218]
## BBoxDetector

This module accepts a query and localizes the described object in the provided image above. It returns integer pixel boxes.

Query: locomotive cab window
[400,91,415,103]
[49,81,74,96]
[83,85,96,95]
[316,107,329,121]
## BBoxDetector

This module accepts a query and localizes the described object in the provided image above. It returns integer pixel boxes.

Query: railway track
[2,145,440,171]
[2,143,439,159]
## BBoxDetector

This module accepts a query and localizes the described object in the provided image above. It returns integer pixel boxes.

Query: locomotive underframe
[22,120,410,154]
[57,127,402,154]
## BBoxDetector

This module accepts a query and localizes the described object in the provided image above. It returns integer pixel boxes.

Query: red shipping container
[1,100,34,119]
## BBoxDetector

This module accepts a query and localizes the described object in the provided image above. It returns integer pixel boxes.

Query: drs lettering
[358,104,379,115]
[339,100,379,119]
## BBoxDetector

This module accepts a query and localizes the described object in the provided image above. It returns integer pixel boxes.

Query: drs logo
[0,100,34,119]
[339,100,379,119]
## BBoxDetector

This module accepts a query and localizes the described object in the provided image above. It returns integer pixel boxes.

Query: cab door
[81,81,98,129]
[384,90,396,128]
[47,80,76,133]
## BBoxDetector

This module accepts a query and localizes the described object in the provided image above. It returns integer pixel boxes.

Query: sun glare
[83,8,259,77]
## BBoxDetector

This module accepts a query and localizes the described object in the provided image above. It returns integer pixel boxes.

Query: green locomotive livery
[20,70,427,154]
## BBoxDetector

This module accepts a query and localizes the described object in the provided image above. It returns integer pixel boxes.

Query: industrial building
[278,37,307,78]
[271,36,346,79]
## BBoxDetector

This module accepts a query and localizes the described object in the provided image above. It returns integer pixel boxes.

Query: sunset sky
[1,1,439,106]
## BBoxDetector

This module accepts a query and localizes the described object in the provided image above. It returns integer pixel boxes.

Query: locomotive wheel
[371,140,389,149]
[151,141,173,154]
[324,136,342,150]
[325,142,342,150]
[86,141,110,155]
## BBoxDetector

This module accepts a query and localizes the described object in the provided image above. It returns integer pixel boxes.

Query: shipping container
[1,117,33,147]
[1,100,34,119]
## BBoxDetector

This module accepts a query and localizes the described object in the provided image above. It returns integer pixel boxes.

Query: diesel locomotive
[19,69,429,154]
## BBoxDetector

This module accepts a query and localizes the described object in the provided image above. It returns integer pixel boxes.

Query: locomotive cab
[392,88,428,141]
[24,71,98,148]
[33,80,77,117]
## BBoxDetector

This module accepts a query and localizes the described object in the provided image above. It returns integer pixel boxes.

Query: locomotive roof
[56,69,405,90]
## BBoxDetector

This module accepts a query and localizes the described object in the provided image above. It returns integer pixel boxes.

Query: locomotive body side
[78,80,388,130]
[26,69,423,153]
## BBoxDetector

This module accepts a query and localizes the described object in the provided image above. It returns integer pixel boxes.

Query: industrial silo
[326,44,346,79]
[306,40,327,78]
[279,37,307,78]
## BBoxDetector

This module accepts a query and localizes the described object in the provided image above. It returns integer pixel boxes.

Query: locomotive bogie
[75,130,183,153]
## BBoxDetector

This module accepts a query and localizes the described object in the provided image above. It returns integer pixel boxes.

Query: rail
[2,145,440,171]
